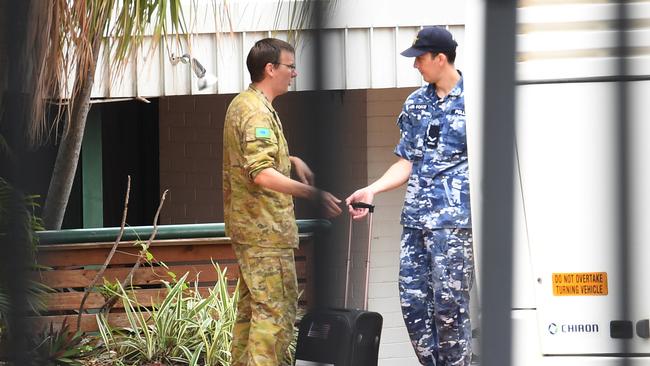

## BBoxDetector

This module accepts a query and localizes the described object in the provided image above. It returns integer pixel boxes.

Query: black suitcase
[295,202,383,366]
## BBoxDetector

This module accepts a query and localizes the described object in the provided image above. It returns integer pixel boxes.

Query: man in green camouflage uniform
[223,38,342,366]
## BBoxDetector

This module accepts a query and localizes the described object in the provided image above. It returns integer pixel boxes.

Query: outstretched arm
[345,158,412,219]
[254,168,342,218]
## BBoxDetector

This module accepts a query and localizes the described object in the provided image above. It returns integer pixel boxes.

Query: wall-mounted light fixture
[170,53,217,91]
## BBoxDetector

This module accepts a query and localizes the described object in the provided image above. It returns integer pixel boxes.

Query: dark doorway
[101,98,160,227]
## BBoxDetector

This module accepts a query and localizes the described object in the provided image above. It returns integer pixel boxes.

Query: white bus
[467,2,650,365]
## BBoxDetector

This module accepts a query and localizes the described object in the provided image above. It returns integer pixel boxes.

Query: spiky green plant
[97,263,239,365]
[29,318,96,366]
[181,261,239,365]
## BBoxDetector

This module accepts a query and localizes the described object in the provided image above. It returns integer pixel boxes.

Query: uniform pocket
[439,115,466,156]
[447,230,474,291]
[417,148,438,187]
[279,255,298,300]
[248,256,284,303]
[244,248,297,304]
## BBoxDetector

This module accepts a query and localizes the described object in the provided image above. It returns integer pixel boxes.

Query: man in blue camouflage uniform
[346,26,474,366]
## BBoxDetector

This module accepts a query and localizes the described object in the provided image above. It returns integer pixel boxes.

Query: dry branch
[75,176,131,331]
[99,189,168,314]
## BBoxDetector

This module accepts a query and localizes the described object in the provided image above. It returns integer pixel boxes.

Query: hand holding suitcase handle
[350,202,375,213]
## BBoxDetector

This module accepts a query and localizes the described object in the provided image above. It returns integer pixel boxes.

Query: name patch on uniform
[255,127,272,139]
[408,104,428,111]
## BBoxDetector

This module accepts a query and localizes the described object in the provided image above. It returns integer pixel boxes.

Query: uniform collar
[248,84,283,130]
[426,70,463,100]
[248,84,277,114]
[449,71,463,97]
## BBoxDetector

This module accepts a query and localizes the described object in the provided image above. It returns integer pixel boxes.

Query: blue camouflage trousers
[399,227,474,366]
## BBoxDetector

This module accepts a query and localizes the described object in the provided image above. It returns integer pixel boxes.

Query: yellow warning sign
[552,272,608,296]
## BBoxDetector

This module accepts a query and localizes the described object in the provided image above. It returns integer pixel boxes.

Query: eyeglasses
[275,63,297,71]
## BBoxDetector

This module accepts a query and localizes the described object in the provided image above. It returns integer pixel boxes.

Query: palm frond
[273,0,340,45]
[25,0,326,147]
[26,0,189,148]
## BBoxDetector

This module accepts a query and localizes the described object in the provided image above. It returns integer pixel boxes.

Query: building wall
[158,90,367,225]
[87,1,465,98]
[158,94,230,224]
[365,88,416,365]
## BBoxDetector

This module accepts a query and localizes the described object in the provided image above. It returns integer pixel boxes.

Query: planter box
[31,221,325,332]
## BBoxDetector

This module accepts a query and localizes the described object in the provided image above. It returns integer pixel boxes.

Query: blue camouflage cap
[401,26,458,57]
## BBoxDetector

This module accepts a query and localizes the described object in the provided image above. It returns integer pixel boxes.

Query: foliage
[98,278,126,301]
[95,261,305,365]
[0,177,44,255]
[29,318,96,366]
[0,177,49,339]
[96,263,239,365]
[273,0,340,45]
[182,262,239,366]
[32,1,191,229]
[27,0,189,146]
[25,0,341,145]
[284,305,305,366]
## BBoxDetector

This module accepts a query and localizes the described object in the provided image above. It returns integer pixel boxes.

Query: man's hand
[311,189,342,218]
[345,187,375,220]
[254,168,341,218]
[290,156,315,186]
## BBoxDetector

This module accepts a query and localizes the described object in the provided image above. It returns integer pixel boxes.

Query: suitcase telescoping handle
[345,202,375,310]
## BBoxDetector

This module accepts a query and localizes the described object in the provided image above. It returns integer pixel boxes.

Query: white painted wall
[365,88,414,365]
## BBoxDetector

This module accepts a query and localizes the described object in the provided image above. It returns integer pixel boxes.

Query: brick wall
[158,90,367,226]
[159,94,231,224]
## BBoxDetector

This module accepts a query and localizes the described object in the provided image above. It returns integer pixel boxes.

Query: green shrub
[29,318,96,366]
[96,264,238,366]
[96,262,303,365]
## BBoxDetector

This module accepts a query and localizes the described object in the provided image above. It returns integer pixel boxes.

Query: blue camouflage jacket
[394,75,471,229]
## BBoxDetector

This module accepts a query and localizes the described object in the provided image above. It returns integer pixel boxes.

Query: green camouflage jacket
[222,85,298,248]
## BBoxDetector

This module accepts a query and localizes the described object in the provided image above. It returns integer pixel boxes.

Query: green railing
[36,219,331,245]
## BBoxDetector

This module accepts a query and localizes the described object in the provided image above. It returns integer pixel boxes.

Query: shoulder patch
[255,127,272,139]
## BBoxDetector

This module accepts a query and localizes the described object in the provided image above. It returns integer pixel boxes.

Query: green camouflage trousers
[231,244,298,366]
